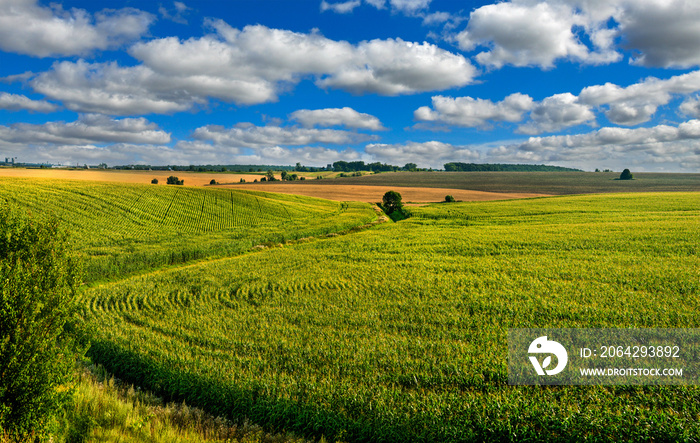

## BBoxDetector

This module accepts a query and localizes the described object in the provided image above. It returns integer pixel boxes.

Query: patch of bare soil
[217,183,548,203]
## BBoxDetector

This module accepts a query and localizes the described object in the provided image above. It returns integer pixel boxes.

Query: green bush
[619,169,634,180]
[0,204,86,439]
[151,178,158,184]
[167,176,184,185]
[445,195,455,202]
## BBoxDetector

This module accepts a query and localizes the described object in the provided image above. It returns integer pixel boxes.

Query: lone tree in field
[445,195,456,203]
[0,205,86,439]
[619,169,634,180]
[151,178,158,184]
[382,190,404,214]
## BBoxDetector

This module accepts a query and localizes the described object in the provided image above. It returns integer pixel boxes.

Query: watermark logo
[528,336,568,376]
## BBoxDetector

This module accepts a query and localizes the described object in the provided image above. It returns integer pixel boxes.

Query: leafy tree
[619,169,634,180]
[0,205,86,439]
[151,178,158,184]
[166,176,184,185]
[266,170,275,181]
[210,179,218,185]
[445,195,455,202]
[281,171,288,181]
[382,190,404,214]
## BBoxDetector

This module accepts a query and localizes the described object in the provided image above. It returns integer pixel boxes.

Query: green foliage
[333,160,400,172]
[443,162,581,172]
[0,205,85,439]
[80,193,700,442]
[444,194,455,202]
[166,176,184,185]
[381,190,403,214]
[210,179,218,185]
[620,168,634,180]
[151,178,158,184]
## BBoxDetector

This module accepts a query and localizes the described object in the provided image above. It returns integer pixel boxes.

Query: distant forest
[443,162,582,172]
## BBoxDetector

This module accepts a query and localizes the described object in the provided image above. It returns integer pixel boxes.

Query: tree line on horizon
[443,162,582,172]
[105,161,580,173]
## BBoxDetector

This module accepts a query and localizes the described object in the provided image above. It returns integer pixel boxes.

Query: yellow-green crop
[80,192,699,442]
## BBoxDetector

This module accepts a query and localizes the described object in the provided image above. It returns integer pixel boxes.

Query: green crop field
[73,191,700,442]
[0,178,376,282]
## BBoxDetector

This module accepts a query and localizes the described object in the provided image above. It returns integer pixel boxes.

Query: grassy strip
[45,363,316,443]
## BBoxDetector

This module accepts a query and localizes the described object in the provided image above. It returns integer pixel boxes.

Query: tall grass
[48,364,314,443]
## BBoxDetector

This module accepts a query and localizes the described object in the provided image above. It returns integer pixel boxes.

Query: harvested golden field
[0,167,264,186]
[217,182,548,203]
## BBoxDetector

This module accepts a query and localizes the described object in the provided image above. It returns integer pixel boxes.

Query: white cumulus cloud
[454,0,700,70]
[0,114,170,146]
[320,0,361,14]
[0,0,154,57]
[27,22,476,115]
[578,70,700,125]
[0,92,57,112]
[455,1,593,69]
[517,93,596,134]
[414,93,534,128]
[290,107,386,130]
[489,119,700,170]
[192,123,377,148]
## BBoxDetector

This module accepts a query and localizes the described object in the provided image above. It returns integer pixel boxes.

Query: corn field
[74,191,700,442]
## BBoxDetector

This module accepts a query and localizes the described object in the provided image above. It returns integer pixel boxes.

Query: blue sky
[1,0,700,171]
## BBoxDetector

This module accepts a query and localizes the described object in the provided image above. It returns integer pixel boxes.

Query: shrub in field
[151,178,158,184]
[445,195,455,202]
[210,179,218,185]
[620,169,634,180]
[167,176,184,185]
[0,205,86,439]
